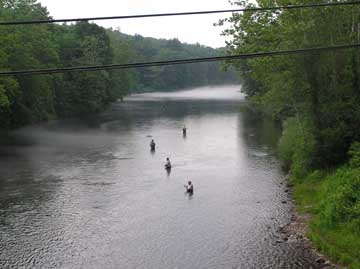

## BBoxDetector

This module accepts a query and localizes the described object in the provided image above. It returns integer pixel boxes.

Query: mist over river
[0,85,321,268]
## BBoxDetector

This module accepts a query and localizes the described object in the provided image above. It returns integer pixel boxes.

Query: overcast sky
[37,0,236,48]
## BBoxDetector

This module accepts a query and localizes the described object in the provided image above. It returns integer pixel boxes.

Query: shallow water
[0,85,320,268]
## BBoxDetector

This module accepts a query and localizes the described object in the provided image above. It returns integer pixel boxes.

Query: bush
[321,167,360,234]
[278,117,316,179]
[349,142,360,168]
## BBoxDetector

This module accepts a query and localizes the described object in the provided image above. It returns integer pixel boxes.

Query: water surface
[0,85,320,268]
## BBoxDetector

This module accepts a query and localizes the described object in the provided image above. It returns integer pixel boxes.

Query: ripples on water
[0,85,321,268]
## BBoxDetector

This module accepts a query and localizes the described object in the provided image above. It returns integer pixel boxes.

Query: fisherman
[184,181,193,193]
[182,125,187,136]
[150,139,156,150]
[165,157,171,169]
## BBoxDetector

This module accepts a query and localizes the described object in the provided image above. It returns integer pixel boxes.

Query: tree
[222,0,360,167]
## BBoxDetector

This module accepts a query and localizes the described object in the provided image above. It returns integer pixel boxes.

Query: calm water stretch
[0,86,321,268]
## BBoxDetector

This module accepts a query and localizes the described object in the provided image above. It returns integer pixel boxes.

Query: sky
[37,0,236,48]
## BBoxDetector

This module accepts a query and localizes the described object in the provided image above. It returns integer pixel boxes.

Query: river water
[0,86,320,268]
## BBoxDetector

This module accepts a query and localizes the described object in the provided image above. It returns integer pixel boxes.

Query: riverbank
[240,104,360,268]
[277,179,337,268]
[278,208,335,268]
[289,165,360,269]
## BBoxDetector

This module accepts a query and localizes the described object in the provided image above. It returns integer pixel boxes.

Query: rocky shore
[276,179,343,268]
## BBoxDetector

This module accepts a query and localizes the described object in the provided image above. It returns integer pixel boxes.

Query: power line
[0,1,359,26]
[1,43,359,76]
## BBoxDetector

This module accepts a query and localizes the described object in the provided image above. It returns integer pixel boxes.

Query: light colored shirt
[187,184,193,192]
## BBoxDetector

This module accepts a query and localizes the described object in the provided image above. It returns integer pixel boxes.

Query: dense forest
[109,32,237,92]
[0,0,238,129]
[222,0,360,267]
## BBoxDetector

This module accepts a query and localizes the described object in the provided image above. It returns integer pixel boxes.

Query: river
[0,85,321,268]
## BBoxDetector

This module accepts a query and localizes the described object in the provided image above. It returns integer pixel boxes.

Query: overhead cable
[0,1,359,26]
[1,43,359,76]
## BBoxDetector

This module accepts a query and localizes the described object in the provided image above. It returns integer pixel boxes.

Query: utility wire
[0,1,359,26]
[1,43,359,76]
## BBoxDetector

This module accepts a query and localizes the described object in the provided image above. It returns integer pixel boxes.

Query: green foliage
[223,0,360,168]
[293,169,325,214]
[278,117,315,179]
[349,142,360,168]
[0,0,58,127]
[294,166,360,267]
[52,22,118,117]
[308,227,360,269]
[0,1,237,129]
[114,32,239,92]
[224,1,360,266]
[321,167,360,233]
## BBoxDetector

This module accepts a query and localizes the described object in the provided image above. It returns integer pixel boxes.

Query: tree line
[0,0,238,129]
[222,0,360,266]
[109,32,237,92]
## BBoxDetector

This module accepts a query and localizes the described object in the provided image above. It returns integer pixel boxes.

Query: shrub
[321,167,360,234]
[349,142,360,168]
[278,117,316,180]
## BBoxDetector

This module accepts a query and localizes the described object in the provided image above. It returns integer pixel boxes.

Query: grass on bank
[291,164,360,268]
[278,118,360,268]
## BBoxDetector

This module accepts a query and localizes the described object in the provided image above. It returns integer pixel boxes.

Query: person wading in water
[150,139,156,151]
[165,157,171,169]
[184,181,193,194]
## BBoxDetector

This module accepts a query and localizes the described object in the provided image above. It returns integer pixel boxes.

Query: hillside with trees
[108,31,237,92]
[0,0,238,129]
[222,0,360,267]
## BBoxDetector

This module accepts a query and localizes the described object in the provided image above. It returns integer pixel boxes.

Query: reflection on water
[0,85,320,268]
